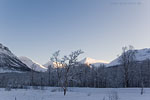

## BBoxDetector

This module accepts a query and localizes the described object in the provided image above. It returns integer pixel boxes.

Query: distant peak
[19,56,47,72]
[80,57,109,65]
[107,48,150,67]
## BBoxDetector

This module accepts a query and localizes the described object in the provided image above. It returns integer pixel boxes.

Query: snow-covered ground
[0,87,150,100]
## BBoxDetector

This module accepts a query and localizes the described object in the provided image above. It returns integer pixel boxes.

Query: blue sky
[0,0,150,64]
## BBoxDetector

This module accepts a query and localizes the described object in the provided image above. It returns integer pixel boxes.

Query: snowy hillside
[0,43,31,73]
[43,61,54,68]
[107,48,150,67]
[0,44,15,57]
[43,61,63,68]
[19,56,47,72]
[80,57,109,67]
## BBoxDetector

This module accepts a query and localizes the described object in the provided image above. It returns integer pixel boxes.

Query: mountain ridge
[107,48,150,67]
[79,57,109,67]
[0,43,31,73]
[19,56,47,72]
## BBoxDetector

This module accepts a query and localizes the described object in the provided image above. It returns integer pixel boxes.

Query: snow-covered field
[0,87,150,100]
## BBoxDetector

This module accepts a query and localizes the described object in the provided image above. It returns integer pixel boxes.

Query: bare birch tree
[50,50,84,95]
[119,45,136,87]
[31,64,36,86]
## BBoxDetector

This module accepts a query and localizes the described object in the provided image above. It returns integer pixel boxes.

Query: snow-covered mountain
[107,48,150,67]
[43,61,54,68]
[43,57,109,68]
[43,61,63,68]
[19,56,47,72]
[80,57,109,67]
[0,43,31,73]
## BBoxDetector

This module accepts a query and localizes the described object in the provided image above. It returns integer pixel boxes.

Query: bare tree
[119,45,136,87]
[51,50,84,95]
[50,50,62,87]
[47,65,52,86]
[31,64,36,86]
[139,59,150,95]
[140,64,144,95]
[40,75,44,90]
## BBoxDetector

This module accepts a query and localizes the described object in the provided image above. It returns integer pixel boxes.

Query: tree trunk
[64,88,67,96]
[48,70,50,86]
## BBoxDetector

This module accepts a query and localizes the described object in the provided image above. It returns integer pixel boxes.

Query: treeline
[0,46,150,90]
[0,60,150,89]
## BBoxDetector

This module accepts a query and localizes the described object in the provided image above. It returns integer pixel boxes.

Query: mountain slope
[107,48,150,67]
[43,61,63,68]
[43,61,54,68]
[44,57,109,68]
[19,56,47,72]
[80,57,109,67]
[0,43,31,73]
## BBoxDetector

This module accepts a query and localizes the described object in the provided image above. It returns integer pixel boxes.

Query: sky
[0,0,150,64]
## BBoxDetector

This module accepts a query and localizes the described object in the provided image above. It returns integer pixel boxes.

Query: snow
[19,56,47,72]
[135,48,150,61]
[43,61,54,68]
[80,57,109,67]
[0,44,47,72]
[0,43,16,57]
[106,57,120,67]
[0,87,150,100]
[0,44,31,72]
[107,48,150,67]
[44,57,109,68]
[43,61,63,68]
